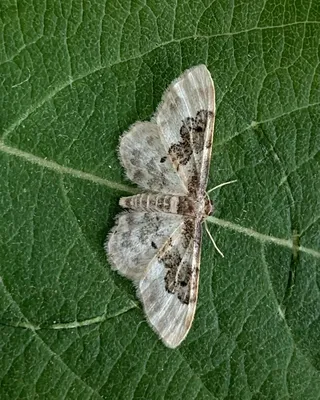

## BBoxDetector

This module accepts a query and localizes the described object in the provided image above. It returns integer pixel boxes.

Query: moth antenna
[204,221,224,258]
[207,179,237,194]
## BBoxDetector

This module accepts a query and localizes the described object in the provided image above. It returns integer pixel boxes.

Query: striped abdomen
[119,193,196,216]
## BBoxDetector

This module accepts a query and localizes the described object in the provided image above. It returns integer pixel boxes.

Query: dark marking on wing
[177,261,193,304]
[162,247,182,294]
[168,110,213,170]
[160,156,167,163]
[151,241,157,249]
[192,110,214,153]
[160,219,194,305]
[164,257,193,305]
[161,247,181,269]
[187,173,200,195]
[168,143,192,168]
[181,219,194,249]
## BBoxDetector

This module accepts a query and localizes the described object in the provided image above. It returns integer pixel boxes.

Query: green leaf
[1,0,320,399]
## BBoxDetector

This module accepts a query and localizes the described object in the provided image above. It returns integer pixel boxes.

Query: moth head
[204,198,214,217]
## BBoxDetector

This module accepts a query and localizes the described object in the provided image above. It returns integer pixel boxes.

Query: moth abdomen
[119,193,196,216]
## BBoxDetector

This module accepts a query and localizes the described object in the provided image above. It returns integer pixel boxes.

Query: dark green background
[1,0,320,398]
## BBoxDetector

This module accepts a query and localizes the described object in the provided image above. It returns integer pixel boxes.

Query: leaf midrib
[0,141,319,258]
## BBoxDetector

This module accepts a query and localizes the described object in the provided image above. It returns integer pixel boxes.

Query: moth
[106,65,218,348]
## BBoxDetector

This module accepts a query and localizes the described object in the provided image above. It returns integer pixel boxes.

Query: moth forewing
[106,64,215,348]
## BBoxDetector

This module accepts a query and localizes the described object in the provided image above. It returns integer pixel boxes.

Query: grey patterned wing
[107,212,184,280]
[119,122,188,195]
[137,218,202,348]
[155,64,215,196]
